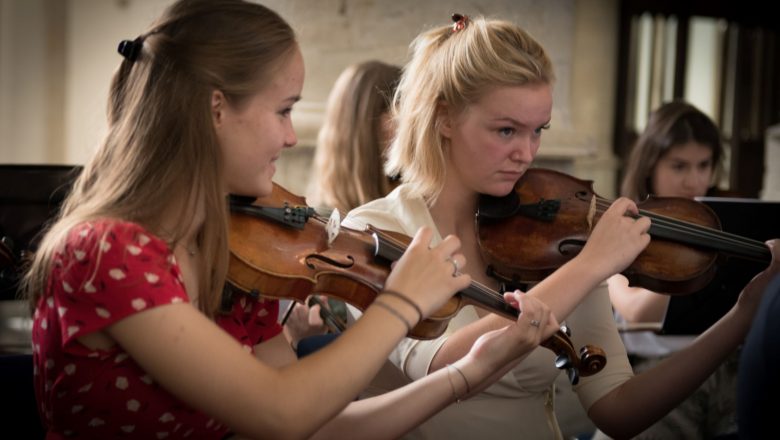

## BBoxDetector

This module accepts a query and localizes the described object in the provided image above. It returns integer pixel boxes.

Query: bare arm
[254,332,297,368]
[107,227,473,439]
[110,286,553,440]
[607,274,670,323]
[588,304,745,438]
[589,240,780,439]
[312,292,557,440]
[110,301,415,439]
[312,359,477,440]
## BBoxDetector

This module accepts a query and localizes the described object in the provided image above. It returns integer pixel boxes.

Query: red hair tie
[451,13,470,33]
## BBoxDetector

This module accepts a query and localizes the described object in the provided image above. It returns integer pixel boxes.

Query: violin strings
[593,197,764,249]
[377,233,511,309]
[592,197,768,257]
[373,191,770,320]
[642,210,767,254]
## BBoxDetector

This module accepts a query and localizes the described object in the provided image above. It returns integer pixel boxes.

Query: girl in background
[308,60,402,215]
[603,101,742,439]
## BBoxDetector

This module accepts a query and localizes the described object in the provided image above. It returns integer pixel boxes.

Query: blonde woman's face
[651,141,714,199]
[215,47,304,197]
[442,83,552,197]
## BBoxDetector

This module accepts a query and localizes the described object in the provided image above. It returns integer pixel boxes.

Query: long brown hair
[621,101,724,201]
[308,61,401,213]
[22,0,296,318]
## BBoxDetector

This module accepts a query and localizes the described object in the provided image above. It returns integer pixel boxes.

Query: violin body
[627,196,720,293]
[478,168,767,294]
[228,184,459,340]
[228,182,606,384]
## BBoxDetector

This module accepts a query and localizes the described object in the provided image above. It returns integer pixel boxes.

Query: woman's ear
[211,90,226,128]
[437,102,453,139]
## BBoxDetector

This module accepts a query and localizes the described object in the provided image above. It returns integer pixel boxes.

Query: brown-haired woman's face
[214,46,304,197]
[651,141,714,199]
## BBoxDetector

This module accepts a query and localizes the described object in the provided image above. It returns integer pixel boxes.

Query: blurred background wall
[1,0,777,199]
[0,0,620,196]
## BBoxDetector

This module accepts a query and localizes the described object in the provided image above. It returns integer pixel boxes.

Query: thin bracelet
[379,289,423,323]
[448,363,471,396]
[372,300,412,332]
[445,365,465,403]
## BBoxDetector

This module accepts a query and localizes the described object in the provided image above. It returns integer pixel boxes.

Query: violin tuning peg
[560,325,571,336]
[566,368,580,385]
[554,353,572,370]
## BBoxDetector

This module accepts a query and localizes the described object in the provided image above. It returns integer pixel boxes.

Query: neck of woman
[158,195,206,256]
[429,181,479,238]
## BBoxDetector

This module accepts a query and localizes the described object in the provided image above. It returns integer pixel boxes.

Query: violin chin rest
[477,192,520,220]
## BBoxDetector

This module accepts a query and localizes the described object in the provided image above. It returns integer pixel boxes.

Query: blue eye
[534,123,551,136]
[498,127,515,137]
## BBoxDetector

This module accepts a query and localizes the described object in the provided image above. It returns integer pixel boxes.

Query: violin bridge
[326,208,341,248]
[587,196,596,232]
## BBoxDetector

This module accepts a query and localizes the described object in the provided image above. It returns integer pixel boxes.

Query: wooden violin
[477,168,772,294]
[227,183,606,384]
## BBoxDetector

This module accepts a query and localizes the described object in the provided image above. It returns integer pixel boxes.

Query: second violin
[477,168,771,294]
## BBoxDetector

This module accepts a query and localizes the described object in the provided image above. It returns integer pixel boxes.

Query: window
[614,1,780,197]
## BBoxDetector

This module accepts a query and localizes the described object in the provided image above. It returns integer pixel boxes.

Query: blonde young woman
[22,2,562,438]
[343,14,780,439]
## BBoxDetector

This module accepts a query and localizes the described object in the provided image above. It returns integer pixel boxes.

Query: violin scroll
[578,345,608,375]
[538,325,606,385]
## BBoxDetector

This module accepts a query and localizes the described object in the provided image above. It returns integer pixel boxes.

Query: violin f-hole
[305,254,355,270]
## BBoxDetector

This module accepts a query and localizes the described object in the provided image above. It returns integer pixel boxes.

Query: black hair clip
[117,37,143,62]
[451,13,470,33]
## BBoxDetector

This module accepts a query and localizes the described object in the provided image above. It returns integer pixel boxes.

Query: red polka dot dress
[32,220,281,438]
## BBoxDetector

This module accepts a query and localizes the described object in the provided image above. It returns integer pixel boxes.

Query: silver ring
[447,257,460,277]
[530,319,541,328]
